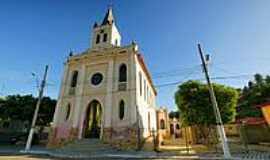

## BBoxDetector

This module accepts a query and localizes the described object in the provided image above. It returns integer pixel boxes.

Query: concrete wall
[135,54,157,138]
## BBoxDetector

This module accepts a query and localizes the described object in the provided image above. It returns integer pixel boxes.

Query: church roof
[102,7,114,25]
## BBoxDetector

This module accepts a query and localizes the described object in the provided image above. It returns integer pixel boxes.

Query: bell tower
[91,7,121,48]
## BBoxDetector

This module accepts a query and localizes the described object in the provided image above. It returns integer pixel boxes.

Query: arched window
[103,33,107,42]
[71,71,78,87]
[119,100,125,120]
[144,80,146,101]
[119,64,127,82]
[148,112,151,131]
[160,119,165,129]
[65,104,71,121]
[170,124,174,135]
[139,72,142,96]
[146,86,149,103]
[96,34,100,44]
[176,124,180,130]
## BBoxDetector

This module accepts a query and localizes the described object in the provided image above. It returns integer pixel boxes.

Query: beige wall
[52,44,158,140]
[135,53,157,137]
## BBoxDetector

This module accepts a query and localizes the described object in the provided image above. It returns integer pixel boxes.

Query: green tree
[237,73,270,118]
[169,111,180,119]
[175,80,239,126]
[0,94,56,127]
[0,97,5,124]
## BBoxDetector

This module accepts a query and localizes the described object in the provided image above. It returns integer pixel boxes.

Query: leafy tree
[237,73,270,118]
[254,73,263,85]
[169,111,180,119]
[175,80,239,126]
[265,75,270,84]
[0,97,5,123]
[0,94,56,127]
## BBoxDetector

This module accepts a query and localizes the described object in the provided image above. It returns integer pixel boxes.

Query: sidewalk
[0,145,269,159]
[22,150,228,160]
[0,145,226,159]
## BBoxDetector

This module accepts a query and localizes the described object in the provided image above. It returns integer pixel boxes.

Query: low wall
[224,124,240,137]
[103,126,138,150]
[180,124,270,145]
[241,124,270,143]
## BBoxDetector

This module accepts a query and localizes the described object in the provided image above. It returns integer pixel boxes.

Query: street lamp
[31,73,40,91]
[24,65,48,151]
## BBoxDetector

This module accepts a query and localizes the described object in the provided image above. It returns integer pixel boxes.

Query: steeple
[91,7,121,49]
[101,7,114,25]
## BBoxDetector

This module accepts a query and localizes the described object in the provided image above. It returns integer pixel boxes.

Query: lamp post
[25,65,48,151]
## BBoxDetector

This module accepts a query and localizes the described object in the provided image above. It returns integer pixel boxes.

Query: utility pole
[25,65,49,151]
[197,44,231,159]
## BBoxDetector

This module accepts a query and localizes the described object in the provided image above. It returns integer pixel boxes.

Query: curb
[20,150,242,160]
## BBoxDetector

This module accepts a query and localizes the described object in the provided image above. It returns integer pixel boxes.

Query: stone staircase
[55,139,117,155]
[163,137,187,145]
[159,138,196,153]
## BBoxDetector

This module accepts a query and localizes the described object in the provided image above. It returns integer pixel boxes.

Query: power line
[156,74,253,88]
[39,73,254,90]
[152,65,201,78]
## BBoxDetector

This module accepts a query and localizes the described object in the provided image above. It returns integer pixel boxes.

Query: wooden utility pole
[197,44,231,159]
[25,65,49,151]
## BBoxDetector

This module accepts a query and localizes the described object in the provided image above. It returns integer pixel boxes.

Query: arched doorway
[170,124,174,135]
[83,100,102,139]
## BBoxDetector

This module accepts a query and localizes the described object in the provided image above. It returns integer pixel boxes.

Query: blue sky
[1,0,270,111]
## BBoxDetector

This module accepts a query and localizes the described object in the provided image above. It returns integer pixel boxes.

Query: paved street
[0,154,201,160]
[1,152,270,160]
[0,153,204,160]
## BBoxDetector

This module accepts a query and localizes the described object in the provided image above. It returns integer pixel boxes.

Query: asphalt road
[0,154,199,160]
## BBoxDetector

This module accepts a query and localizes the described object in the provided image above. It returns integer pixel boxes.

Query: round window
[91,73,103,86]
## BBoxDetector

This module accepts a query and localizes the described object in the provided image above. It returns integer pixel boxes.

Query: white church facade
[48,8,159,149]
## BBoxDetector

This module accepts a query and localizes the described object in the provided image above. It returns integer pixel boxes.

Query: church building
[48,8,158,149]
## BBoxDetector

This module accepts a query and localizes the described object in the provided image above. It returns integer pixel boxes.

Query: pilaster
[105,60,114,128]
[130,53,137,124]
[72,64,86,129]
[52,62,69,127]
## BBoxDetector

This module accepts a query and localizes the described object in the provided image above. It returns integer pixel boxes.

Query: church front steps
[56,138,117,154]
